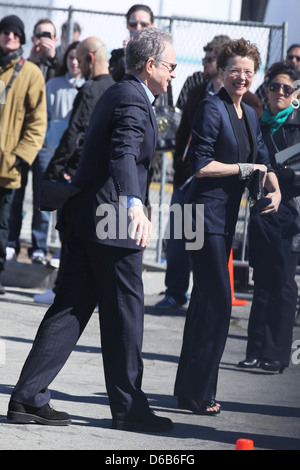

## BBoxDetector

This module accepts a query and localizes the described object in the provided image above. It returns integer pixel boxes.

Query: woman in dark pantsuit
[174,39,281,415]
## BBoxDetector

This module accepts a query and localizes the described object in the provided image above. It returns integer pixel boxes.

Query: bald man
[44,37,114,183]
[34,37,114,301]
[76,36,107,80]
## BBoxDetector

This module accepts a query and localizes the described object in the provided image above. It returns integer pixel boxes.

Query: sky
[264,0,299,46]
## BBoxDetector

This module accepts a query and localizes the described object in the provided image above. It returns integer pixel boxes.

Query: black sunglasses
[202,56,216,64]
[128,20,150,28]
[3,30,20,38]
[161,61,177,72]
[287,54,300,62]
[268,82,294,96]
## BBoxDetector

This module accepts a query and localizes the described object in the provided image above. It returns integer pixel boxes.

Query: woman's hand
[260,171,281,214]
[253,163,268,186]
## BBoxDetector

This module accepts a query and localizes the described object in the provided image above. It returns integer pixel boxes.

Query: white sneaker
[6,247,16,261]
[48,249,60,269]
[30,250,47,265]
[33,289,55,304]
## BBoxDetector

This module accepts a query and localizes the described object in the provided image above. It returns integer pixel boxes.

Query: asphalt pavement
[0,174,299,452]
[0,263,300,452]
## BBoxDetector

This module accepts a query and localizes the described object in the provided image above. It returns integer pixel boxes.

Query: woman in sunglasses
[239,61,300,372]
[109,4,154,82]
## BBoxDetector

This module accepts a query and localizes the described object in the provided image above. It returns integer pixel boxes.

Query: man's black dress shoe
[237,357,261,368]
[7,400,71,426]
[259,359,285,373]
[112,410,173,433]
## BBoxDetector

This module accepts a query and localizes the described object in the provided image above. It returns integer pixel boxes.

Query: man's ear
[145,57,155,75]
[86,52,94,65]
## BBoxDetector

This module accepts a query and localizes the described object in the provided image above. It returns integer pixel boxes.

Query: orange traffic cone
[228,249,247,306]
[235,439,254,450]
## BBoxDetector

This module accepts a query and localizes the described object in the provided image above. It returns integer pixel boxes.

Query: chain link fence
[0,3,287,275]
[0,3,286,101]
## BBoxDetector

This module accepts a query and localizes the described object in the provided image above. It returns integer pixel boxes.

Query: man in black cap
[0,15,26,46]
[0,15,47,293]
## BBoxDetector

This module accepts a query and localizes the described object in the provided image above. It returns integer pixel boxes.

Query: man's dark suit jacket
[57,75,158,250]
[186,87,272,237]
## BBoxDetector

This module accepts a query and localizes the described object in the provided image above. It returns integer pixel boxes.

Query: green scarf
[261,106,294,135]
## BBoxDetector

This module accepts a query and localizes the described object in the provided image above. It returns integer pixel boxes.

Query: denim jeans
[7,149,51,255]
[164,185,190,305]
[0,187,14,271]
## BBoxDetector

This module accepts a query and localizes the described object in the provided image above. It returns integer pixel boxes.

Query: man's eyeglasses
[128,20,150,28]
[268,82,294,96]
[287,54,300,62]
[202,56,216,64]
[161,61,177,72]
[224,67,254,79]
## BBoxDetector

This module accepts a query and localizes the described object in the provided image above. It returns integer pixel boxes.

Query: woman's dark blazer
[186,87,271,237]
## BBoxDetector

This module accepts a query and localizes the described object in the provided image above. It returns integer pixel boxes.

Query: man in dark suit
[7,28,176,433]
[33,36,115,304]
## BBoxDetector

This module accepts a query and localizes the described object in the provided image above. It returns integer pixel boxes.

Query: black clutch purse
[246,169,265,202]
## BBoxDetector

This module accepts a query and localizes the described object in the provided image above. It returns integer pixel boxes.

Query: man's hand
[30,38,56,62]
[128,205,152,247]
[37,37,56,58]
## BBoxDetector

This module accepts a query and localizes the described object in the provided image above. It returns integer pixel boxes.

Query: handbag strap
[0,57,24,110]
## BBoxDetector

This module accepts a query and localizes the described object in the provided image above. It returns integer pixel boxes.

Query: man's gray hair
[125,27,172,76]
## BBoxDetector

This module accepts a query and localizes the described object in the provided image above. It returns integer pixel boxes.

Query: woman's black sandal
[178,397,221,416]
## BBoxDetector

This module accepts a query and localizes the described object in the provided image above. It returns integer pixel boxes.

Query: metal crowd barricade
[0,3,286,272]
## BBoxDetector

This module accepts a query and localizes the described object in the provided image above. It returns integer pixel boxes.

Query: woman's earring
[292,98,300,109]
